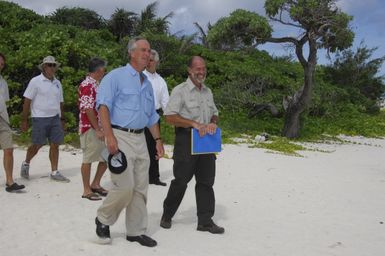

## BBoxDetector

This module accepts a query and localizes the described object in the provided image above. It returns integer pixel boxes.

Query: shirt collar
[126,64,149,88]
[40,73,56,82]
[187,77,206,91]
[126,63,141,77]
[144,69,157,78]
[85,75,98,85]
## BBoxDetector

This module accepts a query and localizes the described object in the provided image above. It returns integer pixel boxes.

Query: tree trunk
[282,103,302,138]
[282,37,317,138]
[282,68,314,138]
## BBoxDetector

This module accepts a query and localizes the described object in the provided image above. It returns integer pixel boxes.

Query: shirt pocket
[185,99,200,120]
[144,91,154,116]
[119,88,139,110]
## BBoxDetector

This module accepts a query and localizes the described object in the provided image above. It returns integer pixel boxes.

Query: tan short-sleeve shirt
[164,77,218,124]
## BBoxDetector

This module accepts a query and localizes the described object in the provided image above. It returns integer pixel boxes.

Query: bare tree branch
[269,16,302,29]
[266,36,299,45]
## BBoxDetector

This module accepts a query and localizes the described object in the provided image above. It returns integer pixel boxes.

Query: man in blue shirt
[94,37,164,247]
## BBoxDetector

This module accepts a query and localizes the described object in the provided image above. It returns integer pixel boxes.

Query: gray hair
[127,36,146,54]
[88,57,107,73]
[150,49,160,62]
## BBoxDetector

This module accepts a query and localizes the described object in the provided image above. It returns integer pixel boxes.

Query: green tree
[193,22,212,47]
[49,7,106,30]
[108,8,138,41]
[325,43,385,113]
[0,1,44,32]
[207,1,354,138]
[135,1,173,35]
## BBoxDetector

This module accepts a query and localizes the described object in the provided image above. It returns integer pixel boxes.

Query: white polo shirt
[23,73,64,118]
[0,74,10,123]
[143,70,169,110]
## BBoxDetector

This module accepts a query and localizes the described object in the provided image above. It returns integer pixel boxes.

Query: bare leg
[25,144,44,164]
[49,143,59,171]
[91,161,107,189]
[81,163,92,196]
[3,148,14,185]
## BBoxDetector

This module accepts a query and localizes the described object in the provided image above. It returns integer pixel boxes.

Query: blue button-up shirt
[96,64,159,129]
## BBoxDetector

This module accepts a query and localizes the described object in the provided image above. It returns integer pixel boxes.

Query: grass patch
[249,137,306,157]
[12,110,385,157]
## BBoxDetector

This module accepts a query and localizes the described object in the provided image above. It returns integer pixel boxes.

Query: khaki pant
[0,117,13,149]
[80,129,106,163]
[97,128,150,236]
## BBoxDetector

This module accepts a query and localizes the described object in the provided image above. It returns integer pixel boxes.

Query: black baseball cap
[102,149,127,174]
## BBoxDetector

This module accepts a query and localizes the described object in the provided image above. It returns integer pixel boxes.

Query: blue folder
[191,128,222,155]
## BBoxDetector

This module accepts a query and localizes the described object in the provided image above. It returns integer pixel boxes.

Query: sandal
[91,187,108,197]
[5,183,25,192]
[82,192,102,201]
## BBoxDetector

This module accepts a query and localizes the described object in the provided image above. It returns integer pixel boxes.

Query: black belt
[156,108,163,115]
[111,125,144,134]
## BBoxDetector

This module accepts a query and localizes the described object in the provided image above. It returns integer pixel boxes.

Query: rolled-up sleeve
[147,111,159,127]
[96,74,114,111]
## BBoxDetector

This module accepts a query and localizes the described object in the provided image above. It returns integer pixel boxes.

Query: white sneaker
[20,161,30,179]
[50,171,70,183]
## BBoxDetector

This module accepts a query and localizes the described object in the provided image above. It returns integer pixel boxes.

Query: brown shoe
[197,222,225,234]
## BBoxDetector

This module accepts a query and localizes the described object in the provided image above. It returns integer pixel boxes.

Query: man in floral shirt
[78,58,108,201]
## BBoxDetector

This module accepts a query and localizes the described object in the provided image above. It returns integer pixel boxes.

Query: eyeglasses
[46,63,57,68]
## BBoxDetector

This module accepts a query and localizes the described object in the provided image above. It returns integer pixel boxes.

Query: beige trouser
[97,129,150,236]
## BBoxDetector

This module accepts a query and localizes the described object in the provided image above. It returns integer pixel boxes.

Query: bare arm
[165,114,201,129]
[148,123,164,160]
[60,102,64,119]
[20,98,31,132]
[60,102,65,129]
[85,109,104,140]
[165,114,217,137]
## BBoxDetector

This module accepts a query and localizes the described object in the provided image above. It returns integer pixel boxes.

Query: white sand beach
[1,137,385,256]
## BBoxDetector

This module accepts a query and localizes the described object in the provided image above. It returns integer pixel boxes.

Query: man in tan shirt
[160,56,224,234]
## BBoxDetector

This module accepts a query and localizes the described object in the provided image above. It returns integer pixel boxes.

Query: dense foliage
[0,1,384,146]
[206,0,356,138]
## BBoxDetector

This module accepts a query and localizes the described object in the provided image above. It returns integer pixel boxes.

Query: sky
[5,0,385,75]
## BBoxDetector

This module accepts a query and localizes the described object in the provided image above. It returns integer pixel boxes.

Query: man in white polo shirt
[20,56,69,182]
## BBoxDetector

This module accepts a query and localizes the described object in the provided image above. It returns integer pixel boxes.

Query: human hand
[20,120,28,132]
[192,121,207,137]
[155,140,165,160]
[205,123,217,135]
[106,135,118,155]
[95,129,104,140]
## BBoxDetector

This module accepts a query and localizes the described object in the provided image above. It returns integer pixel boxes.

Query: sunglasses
[46,63,57,68]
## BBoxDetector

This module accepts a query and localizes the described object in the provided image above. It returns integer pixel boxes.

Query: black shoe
[5,183,25,192]
[150,180,167,186]
[160,216,172,229]
[197,222,225,234]
[126,235,157,247]
[95,217,111,244]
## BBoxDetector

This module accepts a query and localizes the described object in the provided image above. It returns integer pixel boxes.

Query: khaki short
[0,117,13,149]
[80,129,106,163]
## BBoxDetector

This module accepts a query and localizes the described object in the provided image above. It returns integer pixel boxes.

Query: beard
[192,73,206,84]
